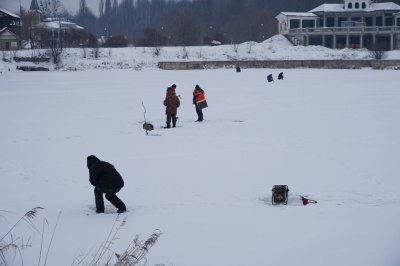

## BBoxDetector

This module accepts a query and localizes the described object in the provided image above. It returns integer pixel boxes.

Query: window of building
[290,19,300,29]
[364,17,373,26]
[376,16,383,26]
[362,2,366,8]
[351,17,362,22]
[386,17,393,26]
[348,3,353,9]
[355,2,360,9]
[326,17,335,27]
[302,20,315,28]
[338,17,347,27]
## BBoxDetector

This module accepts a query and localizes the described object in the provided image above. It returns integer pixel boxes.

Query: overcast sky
[0,0,99,16]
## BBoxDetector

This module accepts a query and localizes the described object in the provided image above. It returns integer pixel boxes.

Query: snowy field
[1,67,400,266]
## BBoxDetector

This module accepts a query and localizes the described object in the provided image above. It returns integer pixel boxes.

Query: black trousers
[166,114,177,124]
[94,186,125,211]
[195,104,203,121]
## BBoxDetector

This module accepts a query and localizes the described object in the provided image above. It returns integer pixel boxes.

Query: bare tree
[20,11,42,49]
[99,0,105,17]
[369,44,387,60]
[46,31,65,64]
[39,0,63,17]
[171,8,202,46]
[59,0,347,46]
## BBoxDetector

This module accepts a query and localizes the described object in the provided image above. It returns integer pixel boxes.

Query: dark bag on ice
[196,99,208,110]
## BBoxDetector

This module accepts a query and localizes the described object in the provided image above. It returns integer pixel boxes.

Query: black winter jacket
[87,155,124,189]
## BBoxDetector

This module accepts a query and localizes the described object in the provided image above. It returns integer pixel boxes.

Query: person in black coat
[87,155,126,213]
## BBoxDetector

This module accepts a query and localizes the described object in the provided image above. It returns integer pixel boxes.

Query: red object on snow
[301,196,317,205]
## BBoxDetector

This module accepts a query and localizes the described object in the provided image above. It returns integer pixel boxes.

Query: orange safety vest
[193,88,205,102]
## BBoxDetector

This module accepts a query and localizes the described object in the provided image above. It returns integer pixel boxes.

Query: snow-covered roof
[30,0,40,11]
[0,8,20,18]
[309,2,400,13]
[309,4,344,13]
[0,27,18,37]
[36,20,84,30]
[279,12,318,17]
[370,2,400,11]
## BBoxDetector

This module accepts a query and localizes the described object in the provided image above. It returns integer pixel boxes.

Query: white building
[275,0,400,50]
[36,17,84,31]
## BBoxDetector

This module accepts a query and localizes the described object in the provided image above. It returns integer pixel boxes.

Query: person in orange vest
[193,84,205,122]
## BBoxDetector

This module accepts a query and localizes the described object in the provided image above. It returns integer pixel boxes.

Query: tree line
[21,0,347,47]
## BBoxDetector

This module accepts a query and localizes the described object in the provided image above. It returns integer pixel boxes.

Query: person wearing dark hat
[193,84,205,122]
[163,89,180,128]
[87,155,126,213]
[165,84,177,98]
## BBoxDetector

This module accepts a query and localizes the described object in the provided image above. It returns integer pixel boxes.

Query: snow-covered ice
[1,36,400,266]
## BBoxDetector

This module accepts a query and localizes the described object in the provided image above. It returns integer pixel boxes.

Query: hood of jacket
[87,155,100,168]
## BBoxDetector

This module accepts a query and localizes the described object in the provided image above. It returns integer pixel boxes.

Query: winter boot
[172,122,176,128]
[117,203,127,213]
[164,122,171,129]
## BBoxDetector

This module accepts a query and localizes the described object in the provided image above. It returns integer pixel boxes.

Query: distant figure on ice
[267,74,274,82]
[163,89,180,128]
[165,84,177,99]
[236,66,241,72]
[301,196,318,206]
[278,72,284,80]
[193,84,207,122]
[87,155,126,213]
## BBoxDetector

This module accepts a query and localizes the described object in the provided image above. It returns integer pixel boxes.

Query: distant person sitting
[278,72,284,80]
[236,66,241,72]
[267,74,274,82]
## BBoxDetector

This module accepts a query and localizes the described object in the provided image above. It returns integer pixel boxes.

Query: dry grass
[73,215,162,266]
[2,208,161,266]
[0,207,44,266]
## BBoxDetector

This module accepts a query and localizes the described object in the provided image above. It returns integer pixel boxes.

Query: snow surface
[1,35,400,73]
[1,35,400,266]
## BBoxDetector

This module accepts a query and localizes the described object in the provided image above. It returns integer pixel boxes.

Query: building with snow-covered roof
[33,17,84,49]
[0,8,21,50]
[36,17,84,31]
[0,27,19,50]
[0,8,20,32]
[275,0,400,50]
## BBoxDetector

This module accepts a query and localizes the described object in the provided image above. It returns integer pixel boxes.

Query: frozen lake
[1,68,400,266]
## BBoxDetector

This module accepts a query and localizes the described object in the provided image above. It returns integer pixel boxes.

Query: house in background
[24,0,84,49]
[0,27,19,50]
[36,17,84,31]
[275,0,400,50]
[0,8,20,50]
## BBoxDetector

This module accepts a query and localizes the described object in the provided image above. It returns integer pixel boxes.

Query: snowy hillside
[1,35,400,72]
